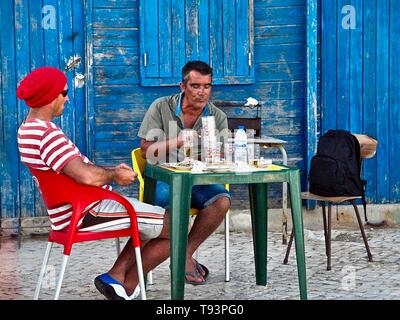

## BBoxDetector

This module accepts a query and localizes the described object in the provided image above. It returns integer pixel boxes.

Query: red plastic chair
[29,168,146,300]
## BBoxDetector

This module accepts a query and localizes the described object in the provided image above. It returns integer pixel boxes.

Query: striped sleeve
[39,127,81,173]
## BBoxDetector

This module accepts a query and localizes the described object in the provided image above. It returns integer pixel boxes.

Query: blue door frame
[305,0,318,185]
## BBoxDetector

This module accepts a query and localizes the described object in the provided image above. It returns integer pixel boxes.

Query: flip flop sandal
[185,262,208,285]
[193,259,209,280]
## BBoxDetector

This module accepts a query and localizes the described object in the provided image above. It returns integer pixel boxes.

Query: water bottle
[234,125,248,165]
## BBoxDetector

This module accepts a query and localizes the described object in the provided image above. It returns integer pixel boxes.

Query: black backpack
[309,130,368,220]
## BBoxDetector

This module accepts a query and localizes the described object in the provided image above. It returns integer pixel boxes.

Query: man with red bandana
[16,66,169,300]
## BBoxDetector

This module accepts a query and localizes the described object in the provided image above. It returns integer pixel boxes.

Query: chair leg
[326,204,332,271]
[134,247,147,300]
[284,201,333,271]
[54,254,69,300]
[225,211,230,282]
[34,242,53,300]
[147,270,154,285]
[321,202,329,257]
[283,231,294,264]
[350,200,373,262]
[115,238,121,256]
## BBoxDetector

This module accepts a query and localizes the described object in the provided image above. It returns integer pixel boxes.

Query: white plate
[162,162,193,170]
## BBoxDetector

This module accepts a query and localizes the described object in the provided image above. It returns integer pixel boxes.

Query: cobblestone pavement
[1,226,400,300]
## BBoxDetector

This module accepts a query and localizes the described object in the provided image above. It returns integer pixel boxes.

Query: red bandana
[16,66,67,108]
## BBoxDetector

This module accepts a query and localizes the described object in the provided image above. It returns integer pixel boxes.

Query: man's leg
[154,181,170,208]
[108,211,171,295]
[83,197,168,298]
[183,184,231,283]
[111,193,230,291]
[155,182,231,284]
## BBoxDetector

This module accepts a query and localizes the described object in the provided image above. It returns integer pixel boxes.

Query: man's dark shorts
[155,181,231,209]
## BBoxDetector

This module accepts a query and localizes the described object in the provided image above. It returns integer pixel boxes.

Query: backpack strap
[351,134,362,174]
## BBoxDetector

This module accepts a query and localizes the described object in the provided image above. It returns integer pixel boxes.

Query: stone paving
[1,225,400,300]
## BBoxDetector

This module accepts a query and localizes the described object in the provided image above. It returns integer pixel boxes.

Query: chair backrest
[213,100,262,137]
[132,148,146,201]
[352,134,378,159]
[29,168,103,209]
[227,118,261,137]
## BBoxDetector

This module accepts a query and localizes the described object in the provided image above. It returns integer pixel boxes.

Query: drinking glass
[248,143,261,166]
[224,142,234,164]
[181,129,196,161]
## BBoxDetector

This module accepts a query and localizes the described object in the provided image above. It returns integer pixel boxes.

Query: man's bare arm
[62,157,137,186]
[140,137,183,160]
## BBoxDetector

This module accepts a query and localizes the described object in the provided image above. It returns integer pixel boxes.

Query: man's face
[53,84,69,117]
[180,71,212,110]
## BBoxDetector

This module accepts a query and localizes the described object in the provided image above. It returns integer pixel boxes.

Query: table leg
[278,145,288,244]
[288,170,307,300]
[169,175,191,300]
[249,183,268,285]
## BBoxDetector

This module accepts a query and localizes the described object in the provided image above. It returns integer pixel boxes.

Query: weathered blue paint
[85,0,95,161]
[90,0,307,205]
[376,0,390,203]
[389,0,400,202]
[305,0,318,208]
[362,0,377,203]
[15,0,35,219]
[73,0,87,154]
[0,0,87,220]
[139,0,254,86]
[321,0,400,203]
[3,0,398,219]
[306,0,318,182]
[321,0,337,134]
[30,0,50,215]
[1,0,20,219]
[349,0,363,135]
[337,0,350,130]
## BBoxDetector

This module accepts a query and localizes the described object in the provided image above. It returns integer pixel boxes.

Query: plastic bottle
[234,125,248,165]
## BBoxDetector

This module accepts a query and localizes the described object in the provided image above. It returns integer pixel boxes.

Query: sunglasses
[61,89,69,97]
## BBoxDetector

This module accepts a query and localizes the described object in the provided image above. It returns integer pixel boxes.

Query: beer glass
[182,129,196,161]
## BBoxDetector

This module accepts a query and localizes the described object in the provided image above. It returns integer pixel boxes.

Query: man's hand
[113,163,137,186]
[141,137,181,161]
[62,158,137,187]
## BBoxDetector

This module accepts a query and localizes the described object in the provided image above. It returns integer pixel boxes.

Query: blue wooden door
[321,0,400,203]
[0,1,87,220]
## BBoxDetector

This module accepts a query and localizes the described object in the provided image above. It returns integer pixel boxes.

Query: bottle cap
[237,125,245,130]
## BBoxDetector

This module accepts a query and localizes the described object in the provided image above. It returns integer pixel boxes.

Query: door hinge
[248,52,253,67]
[143,53,147,67]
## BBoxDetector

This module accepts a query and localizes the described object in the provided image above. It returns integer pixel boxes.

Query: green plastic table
[143,164,307,300]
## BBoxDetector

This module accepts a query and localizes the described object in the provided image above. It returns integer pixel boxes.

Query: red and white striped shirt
[18,118,110,231]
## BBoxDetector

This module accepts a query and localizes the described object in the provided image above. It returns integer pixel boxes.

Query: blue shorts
[154,181,231,210]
